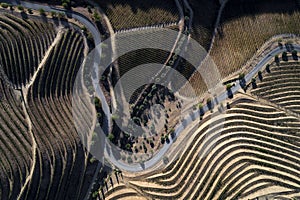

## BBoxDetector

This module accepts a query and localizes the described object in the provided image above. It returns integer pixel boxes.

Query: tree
[207,98,211,104]
[275,55,279,63]
[258,71,263,81]
[282,51,288,61]
[238,73,245,80]
[198,103,203,109]
[161,136,165,144]
[94,97,101,108]
[61,0,70,9]
[62,2,68,9]
[0,3,9,8]
[51,11,57,17]
[198,103,204,116]
[17,5,24,11]
[92,191,98,199]
[266,64,270,73]
[134,146,138,153]
[149,140,154,148]
[226,83,232,90]
[125,143,131,150]
[93,11,101,21]
[258,71,262,76]
[251,78,257,89]
[226,102,231,109]
[28,8,33,14]
[226,84,233,99]
[207,98,214,110]
[165,135,170,143]
[39,8,45,15]
[292,50,298,60]
[108,133,114,142]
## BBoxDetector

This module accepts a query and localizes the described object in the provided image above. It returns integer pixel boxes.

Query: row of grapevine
[0,79,32,200]
[97,0,179,31]
[253,62,300,115]
[210,0,300,78]
[0,13,56,88]
[127,98,300,199]
[20,29,98,199]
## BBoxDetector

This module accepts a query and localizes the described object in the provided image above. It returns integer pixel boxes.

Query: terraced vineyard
[101,58,300,199]
[96,0,180,31]
[104,96,300,199]
[0,11,99,200]
[0,80,31,200]
[2,1,300,200]
[23,29,96,199]
[210,0,300,78]
[252,62,300,115]
[0,13,57,88]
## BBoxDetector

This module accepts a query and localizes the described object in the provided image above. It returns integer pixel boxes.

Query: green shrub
[93,11,101,21]
[39,8,45,15]
[108,133,114,142]
[125,143,131,150]
[62,2,68,9]
[226,83,232,90]
[94,97,101,108]
[238,73,245,80]
[51,11,57,17]
[0,3,9,8]
[17,5,24,11]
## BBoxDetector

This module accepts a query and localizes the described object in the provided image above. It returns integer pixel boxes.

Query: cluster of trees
[93,11,101,22]
[0,3,48,16]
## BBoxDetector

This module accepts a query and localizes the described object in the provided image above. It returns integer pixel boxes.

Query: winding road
[105,45,300,172]
[10,0,300,173]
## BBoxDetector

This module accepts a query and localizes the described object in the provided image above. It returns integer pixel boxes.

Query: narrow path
[87,0,119,112]
[207,0,229,54]
[16,90,37,200]
[22,29,63,104]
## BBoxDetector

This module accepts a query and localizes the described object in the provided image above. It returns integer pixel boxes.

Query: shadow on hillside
[96,0,178,15]
[221,0,300,24]
[189,0,220,50]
